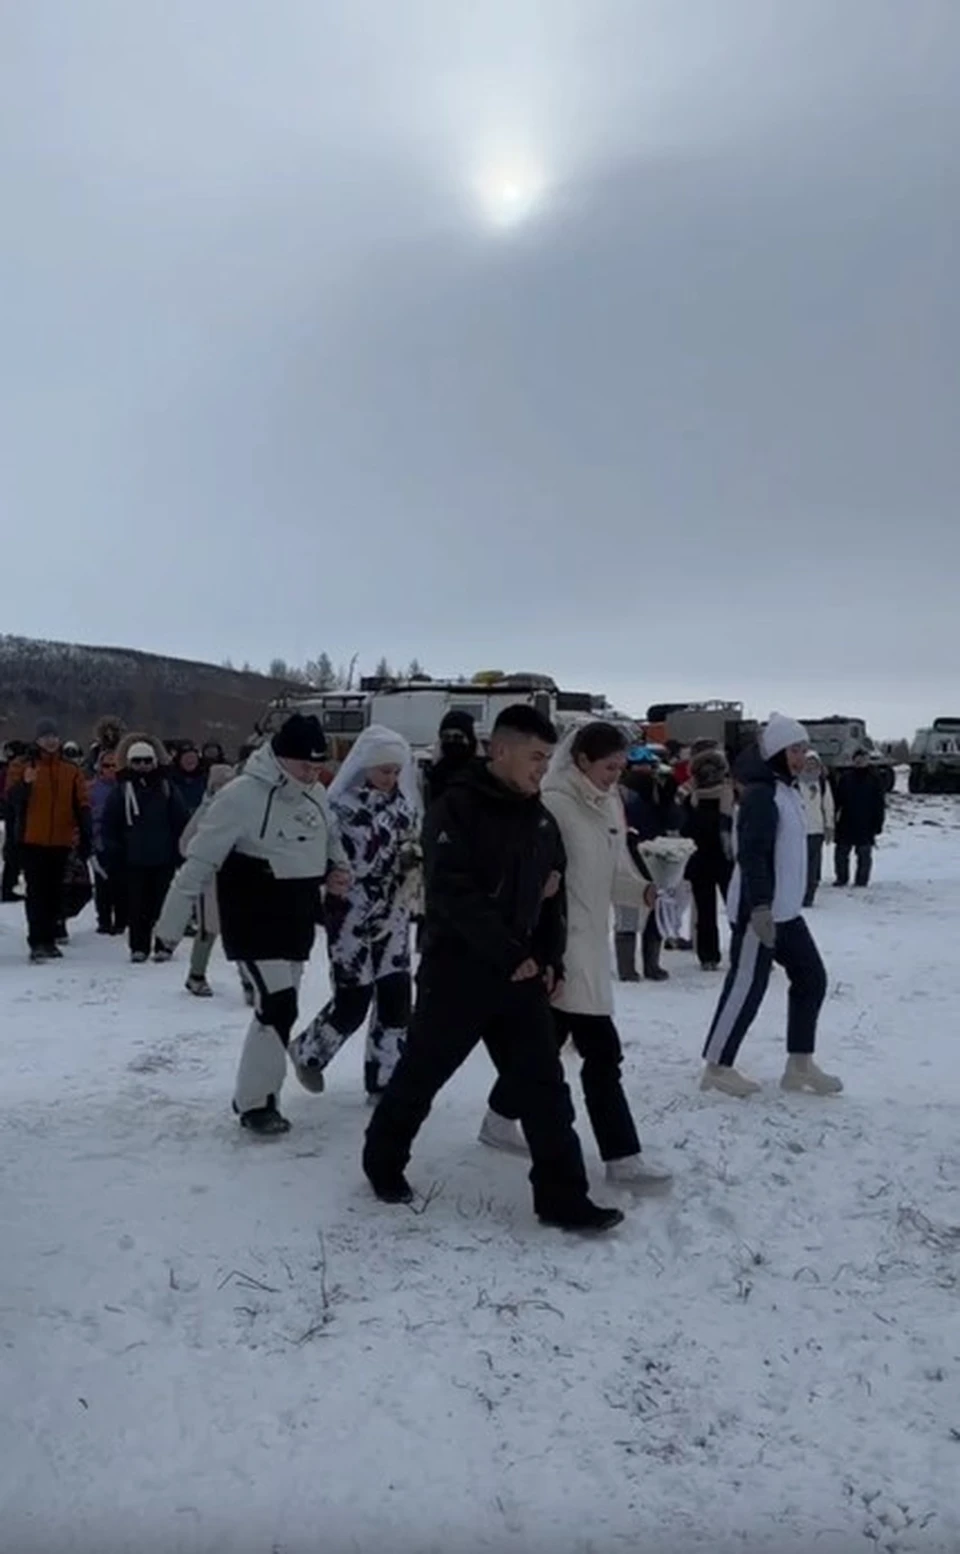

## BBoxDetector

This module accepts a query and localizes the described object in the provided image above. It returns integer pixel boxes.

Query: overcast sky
[2,2,957,737]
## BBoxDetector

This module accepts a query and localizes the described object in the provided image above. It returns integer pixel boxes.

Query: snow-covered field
[3,791,959,1554]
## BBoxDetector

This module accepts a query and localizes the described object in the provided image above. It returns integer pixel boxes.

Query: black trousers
[489,1009,641,1163]
[804,835,824,906]
[835,841,872,887]
[702,915,827,1068]
[364,957,590,1217]
[688,855,733,967]
[2,837,22,899]
[126,865,174,955]
[22,844,70,950]
[94,869,127,933]
[641,909,663,969]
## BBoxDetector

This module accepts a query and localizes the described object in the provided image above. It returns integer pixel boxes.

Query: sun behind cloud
[472,154,547,230]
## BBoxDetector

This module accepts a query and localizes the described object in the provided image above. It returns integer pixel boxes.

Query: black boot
[234,1095,291,1136]
[362,1140,415,1203]
[614,932,640,982]
[365,1168,414,1204]
[538,1200,625,1234]
[643,944,670,983]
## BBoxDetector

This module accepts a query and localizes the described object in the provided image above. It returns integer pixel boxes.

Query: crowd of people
[0,704,890,1235]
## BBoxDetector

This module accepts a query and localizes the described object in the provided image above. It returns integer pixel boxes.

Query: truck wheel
[880,766,896,795]
[908,767,923,795]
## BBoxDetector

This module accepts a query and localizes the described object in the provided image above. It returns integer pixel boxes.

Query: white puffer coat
[541,759,650,1017]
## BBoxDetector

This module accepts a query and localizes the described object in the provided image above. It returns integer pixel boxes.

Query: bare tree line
[222,653,431,689]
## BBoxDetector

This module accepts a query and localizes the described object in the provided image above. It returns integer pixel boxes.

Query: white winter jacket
[797,772,836,837]
[541,763,650,1018]
[155,742,346,946]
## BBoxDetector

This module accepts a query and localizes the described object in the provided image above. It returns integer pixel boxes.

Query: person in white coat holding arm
[701,714,843,1099]
[480,721,674,1189]
[154,713,350,1136]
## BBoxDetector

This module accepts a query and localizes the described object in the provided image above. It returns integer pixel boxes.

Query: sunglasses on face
[130,758,156,768]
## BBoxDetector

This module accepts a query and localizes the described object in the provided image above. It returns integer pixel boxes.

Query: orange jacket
[7,753,90,849]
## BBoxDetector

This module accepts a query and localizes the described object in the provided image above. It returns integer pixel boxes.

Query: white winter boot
[605,1153,673,1191]
[700,1063,762,1098]
[780,1054,844,1095]
[478,1109,530,1155]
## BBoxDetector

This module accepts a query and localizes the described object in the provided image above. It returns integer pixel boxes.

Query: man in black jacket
[834,750,886,888]
[363,705,624,1234]
[422,709,478,807]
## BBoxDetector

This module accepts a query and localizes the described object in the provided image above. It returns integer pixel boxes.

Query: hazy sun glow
[473,156,547,230]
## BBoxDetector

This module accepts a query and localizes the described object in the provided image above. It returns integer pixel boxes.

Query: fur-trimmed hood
[95,714,125,744]
[691,748,730,791]
[115,731,171,769]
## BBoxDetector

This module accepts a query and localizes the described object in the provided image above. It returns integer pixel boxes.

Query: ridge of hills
[0,634,301,753]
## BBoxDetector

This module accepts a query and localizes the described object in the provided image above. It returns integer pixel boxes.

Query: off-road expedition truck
[801,716,896,793]
[908,719,960,794]
[256,672,640,767]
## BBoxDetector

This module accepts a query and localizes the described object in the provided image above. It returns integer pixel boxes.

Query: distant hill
[0,635,301,755]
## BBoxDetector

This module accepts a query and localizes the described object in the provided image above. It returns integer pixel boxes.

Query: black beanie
[439,709,477,749]
[272,713,327,762]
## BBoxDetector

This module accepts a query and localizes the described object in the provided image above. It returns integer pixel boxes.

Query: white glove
[750,906,776,949]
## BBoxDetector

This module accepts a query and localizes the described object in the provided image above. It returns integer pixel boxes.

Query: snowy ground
[3,790,960,1554]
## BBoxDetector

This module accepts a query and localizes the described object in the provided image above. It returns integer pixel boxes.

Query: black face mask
[439,736,473,761]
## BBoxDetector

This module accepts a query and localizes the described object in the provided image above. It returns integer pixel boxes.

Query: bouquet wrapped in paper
[634,837,696,941]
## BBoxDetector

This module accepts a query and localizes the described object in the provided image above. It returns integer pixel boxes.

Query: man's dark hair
[571,721,627,763]
[492,704,558,744]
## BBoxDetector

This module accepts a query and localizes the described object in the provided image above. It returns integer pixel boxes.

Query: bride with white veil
[480,720,676,1189]
[289,725,422,1100]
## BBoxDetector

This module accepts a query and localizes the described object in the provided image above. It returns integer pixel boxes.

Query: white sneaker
[781,1055,844,1095]
[478,1109,529,1156]
[700,1063,762,1098]
[605,1153,673,1190]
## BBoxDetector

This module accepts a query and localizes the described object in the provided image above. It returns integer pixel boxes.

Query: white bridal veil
[327,724,422,813]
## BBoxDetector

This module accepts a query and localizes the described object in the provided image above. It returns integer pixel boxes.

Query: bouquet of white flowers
[635,837,696,940]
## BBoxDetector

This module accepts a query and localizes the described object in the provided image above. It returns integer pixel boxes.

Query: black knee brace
[256,986,299,1046]
[373,971,412,1029]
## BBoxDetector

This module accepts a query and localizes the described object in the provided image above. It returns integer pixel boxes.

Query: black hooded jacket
[423,749,473,808]
[424,712,478,808]
[102,768,187,871]
[420,759,566,978]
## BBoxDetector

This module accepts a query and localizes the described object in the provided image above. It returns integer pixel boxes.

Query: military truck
[645,701,759,763]
[908,719,960,794]
[801,716,896,793]
[256,672,641,765]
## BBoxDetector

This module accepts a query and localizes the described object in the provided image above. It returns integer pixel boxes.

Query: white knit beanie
[760,713,809,760]
[127,740,157,763]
